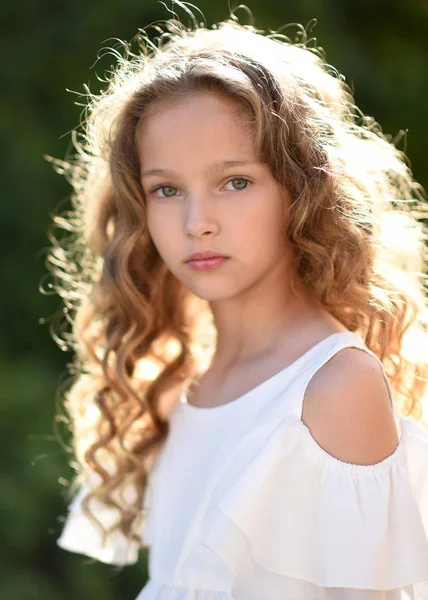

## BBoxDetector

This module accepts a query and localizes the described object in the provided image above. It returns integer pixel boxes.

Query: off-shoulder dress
[57,330,428,599]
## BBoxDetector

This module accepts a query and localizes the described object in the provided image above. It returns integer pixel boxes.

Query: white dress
[57,330,428,599]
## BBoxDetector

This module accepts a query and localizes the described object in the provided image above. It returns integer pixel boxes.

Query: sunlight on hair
[44,1,428,553]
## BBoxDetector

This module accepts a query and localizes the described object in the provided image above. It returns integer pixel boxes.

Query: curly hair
[43,6,428,557]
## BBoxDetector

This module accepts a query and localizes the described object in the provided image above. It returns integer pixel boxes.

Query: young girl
[47,5,428,599]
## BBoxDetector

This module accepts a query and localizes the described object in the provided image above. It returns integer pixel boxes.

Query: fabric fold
[201,413,428,594]
[136,579,234,599]
[56,472,153,566]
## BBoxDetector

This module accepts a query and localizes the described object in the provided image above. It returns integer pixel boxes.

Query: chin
[186,283,236,302]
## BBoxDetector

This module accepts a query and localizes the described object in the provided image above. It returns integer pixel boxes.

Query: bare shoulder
[302,347,400,466]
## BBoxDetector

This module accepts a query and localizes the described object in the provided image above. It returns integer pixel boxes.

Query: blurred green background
[1,0,427,598]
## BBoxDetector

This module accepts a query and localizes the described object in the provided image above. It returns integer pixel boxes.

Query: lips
[185,250,227,262]
[185,255,228,271]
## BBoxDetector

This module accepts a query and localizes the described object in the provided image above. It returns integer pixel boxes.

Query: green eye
[226,177,250,191]
[155,185,178,198]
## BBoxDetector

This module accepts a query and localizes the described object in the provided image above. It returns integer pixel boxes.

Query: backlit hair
[44,5,428,554]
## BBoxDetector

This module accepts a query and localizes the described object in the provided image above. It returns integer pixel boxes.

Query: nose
[183,194,219,239]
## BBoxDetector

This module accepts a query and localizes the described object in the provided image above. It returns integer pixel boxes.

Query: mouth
[184,252,228,262]
[185,256,229,271]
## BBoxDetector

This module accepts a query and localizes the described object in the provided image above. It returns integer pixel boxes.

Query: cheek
[145,208,156,240]
[234,198,286,262]
[146,208,165,252]
[146,207,179,257]
[235,199,283,241]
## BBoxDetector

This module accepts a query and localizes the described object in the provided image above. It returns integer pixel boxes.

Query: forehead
[136,90,257,169]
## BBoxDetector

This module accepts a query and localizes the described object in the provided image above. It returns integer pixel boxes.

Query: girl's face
[136,90,293,302]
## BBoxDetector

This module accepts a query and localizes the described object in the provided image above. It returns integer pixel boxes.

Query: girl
[47,5,428,599]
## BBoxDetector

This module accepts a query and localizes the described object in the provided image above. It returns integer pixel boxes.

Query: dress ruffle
[200,413,428,596]
[136,580,233,600]
[56,473,153,566]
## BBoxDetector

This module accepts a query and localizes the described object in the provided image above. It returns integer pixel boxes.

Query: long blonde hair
[44,7,428,552]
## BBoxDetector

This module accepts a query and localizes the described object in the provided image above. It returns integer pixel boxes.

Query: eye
[224,177,251,192]
[152,185,179,198]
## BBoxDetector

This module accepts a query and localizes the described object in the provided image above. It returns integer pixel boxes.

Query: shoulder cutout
[301,347,400,466]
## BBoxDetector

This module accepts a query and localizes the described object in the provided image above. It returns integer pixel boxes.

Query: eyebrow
[140,159,260,179]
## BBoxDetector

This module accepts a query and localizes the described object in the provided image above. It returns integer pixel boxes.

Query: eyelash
[149,176,254,198]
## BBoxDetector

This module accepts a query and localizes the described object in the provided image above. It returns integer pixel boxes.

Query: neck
[208,264,323,368]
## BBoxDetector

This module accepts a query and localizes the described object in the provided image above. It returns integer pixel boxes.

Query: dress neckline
[179,330,362,414]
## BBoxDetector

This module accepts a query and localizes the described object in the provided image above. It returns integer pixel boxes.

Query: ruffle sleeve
[56,472,152,566]
[200,413,428,599]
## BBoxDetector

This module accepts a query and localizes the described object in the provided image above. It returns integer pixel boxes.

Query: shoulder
[302,346,400,465]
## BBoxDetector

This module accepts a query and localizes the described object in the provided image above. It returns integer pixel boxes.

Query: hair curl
[43,5,428,557]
